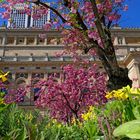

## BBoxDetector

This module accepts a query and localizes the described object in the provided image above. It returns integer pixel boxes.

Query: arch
[16,77,26,87]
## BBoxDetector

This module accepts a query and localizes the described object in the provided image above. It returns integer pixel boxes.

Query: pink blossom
[35,65,107,122]
[43,23,52,31]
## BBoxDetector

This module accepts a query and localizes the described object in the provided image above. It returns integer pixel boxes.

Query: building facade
[0,27,140,107]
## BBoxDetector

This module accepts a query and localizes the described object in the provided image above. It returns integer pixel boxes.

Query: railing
[115,44,140,52]
[0,55,125,62]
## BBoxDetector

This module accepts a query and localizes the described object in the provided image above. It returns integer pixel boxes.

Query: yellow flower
[105,92,113,99]
[81,106,96,121]
[0,70,10,82]
[45,123,51,128]
[52,119,57,123]
[57,123,62,128]
[71,117,76,124]
[0,99,4,104]
[28,113,33,121]
[106,86,130,100]
[105,85,140,100]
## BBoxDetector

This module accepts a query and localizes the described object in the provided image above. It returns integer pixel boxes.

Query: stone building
[0,26,140,107]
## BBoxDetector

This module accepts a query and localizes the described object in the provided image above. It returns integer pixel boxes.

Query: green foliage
[113,120,140,139]
[133,105,140,119]
[1,86,140,139]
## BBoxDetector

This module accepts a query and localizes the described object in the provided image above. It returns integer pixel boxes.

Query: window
[4,67,9,70]
[20,67,25,69]
[52,67,56,69]
[16,78,26,102]
[36,67,40,69]
[16,73,28,79]
[27,37,34,45]
[7,73,12,80]
[48,73,60,79]
[32,73,44,79]
[118,37,123,44]
[47,37,57,45]
[7,37,14,44]
[17,37,24,44]
[38,38,45,45]
[34,87,41,101]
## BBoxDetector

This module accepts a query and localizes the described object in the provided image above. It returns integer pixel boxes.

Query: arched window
[16,73,28,79]
[16,78,26,102]
[118,37,123,44]
[32,79,41,101]
[31,73,44,101]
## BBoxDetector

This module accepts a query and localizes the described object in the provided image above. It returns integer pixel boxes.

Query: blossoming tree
[1,0,132,90]
[35,64,107,122]
[0,81,27,104]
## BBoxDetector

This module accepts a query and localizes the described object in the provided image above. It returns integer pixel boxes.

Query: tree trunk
[107,67,132,91]
[95,41,132,91]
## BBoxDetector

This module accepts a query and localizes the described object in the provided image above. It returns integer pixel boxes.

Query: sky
[120,0,140,27]
[0,0,140,28]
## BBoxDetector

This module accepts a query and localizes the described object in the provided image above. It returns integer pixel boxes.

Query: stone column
[14,36,17,45]
[45,38,47,45]
[127,59,140,88]
[14,53,18,61]
[28,73,34,105]
[12,73,16,81]
[122,37,126,45]
[44,73,48,79]
[45,53,49,61]
[34,36,38,45]
[134,61,140,87]
[114,37,118,45]
[2,35,6,45]
[24,37,27,45]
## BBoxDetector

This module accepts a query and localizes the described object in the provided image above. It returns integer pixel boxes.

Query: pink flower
[43,23,52,31]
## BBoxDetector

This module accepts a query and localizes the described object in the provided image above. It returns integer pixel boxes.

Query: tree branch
[62,93,77,115]
[90,0,108,48]
[62,0,88,30]
[33,0,67,23]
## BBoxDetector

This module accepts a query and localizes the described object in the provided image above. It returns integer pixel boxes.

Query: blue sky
[0,0,140,27]
[120,0,140,27]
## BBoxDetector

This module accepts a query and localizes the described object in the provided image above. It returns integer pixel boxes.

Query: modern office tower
[7,3,50,28]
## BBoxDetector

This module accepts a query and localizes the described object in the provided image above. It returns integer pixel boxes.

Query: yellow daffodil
[81,106,96,121]
[0,98,4,104]
[105,86,140,100]
[0,70,10,82]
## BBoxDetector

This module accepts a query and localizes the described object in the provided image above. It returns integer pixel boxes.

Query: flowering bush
[1,85,140,139]
[35,64,107,123]
[0,81,27,104]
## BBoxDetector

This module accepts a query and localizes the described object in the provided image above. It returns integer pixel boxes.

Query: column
[128,59,140,88]
[12,73,16,80]
[122,37,126,45]
[24,37,27,45]
[134,61,140,87]
[28,73,34,105]
[45,38,47,45]
[2,35,6,45]
[45,53,49,61]
[44,73,48,80]
[14,36,17,45]
[114,37,118,45]
[34,36,38,45]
